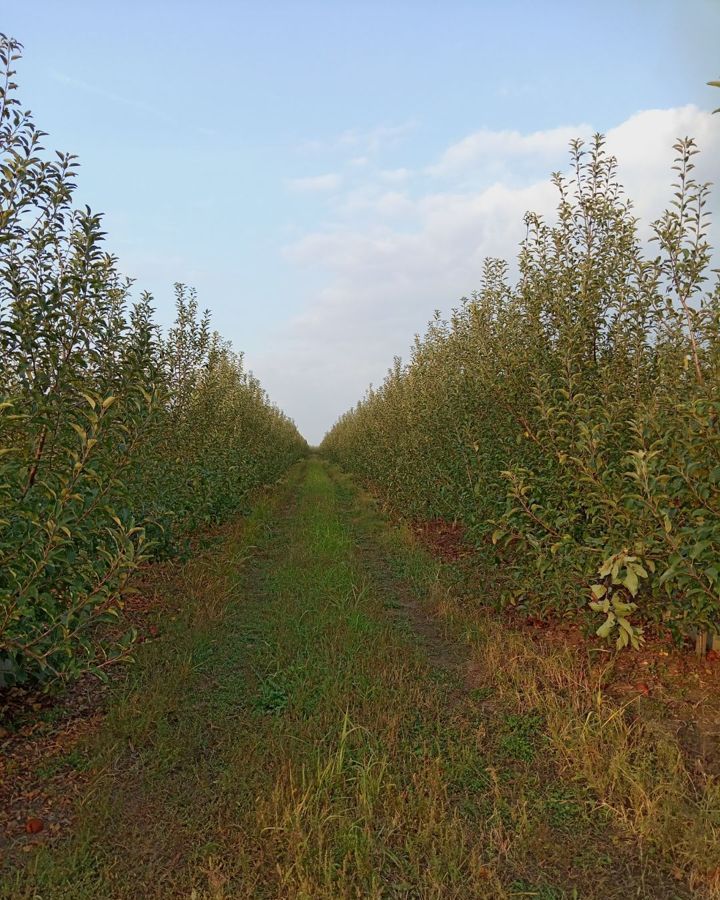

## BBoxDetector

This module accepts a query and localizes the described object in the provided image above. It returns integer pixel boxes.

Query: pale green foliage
[323,134,720,645]
[0,35,306,686]
[589,551,651,649]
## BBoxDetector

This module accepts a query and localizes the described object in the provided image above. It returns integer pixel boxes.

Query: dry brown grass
[432,583,720,897]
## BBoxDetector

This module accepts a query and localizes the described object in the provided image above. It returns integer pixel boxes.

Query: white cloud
[427,123,594,177]
[604,105,719,225]
[334,187,415,218]
[288,172,342,192]
[258,106,720,444]
[299,122,416,156]
[379,167,412,183]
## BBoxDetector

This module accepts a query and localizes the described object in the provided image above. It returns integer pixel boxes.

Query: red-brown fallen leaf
[635,682,650,695]
[706,650,720,663]
[148,624,159,637]
[25,817,43,834]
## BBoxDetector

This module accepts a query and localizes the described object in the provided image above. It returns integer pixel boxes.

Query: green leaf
[623,568,639,597]
[596,613,616,640]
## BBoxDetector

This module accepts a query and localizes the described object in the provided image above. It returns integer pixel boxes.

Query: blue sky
[5,0,720,441]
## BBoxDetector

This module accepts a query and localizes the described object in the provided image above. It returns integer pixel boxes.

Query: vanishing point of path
[2,460,689,899]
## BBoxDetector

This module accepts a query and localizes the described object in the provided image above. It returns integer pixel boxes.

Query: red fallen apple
[25,818,43,834]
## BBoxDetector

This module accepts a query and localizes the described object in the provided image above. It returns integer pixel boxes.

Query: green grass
[1,459,694,898]
[497,713,544,764]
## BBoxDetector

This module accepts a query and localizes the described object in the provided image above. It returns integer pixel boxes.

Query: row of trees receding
[0,35,307,686]
[323,134,720,650]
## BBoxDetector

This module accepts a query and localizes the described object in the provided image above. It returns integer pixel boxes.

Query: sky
[5,0,720,443]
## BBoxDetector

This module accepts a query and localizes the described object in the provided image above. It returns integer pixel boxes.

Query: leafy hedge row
[0,36,306,686]
[323,134,719,649]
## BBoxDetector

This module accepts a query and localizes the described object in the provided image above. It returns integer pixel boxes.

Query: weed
[498,713,544,763]
[253,675,290,715]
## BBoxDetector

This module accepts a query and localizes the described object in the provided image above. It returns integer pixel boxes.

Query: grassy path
[3,459,690,898]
